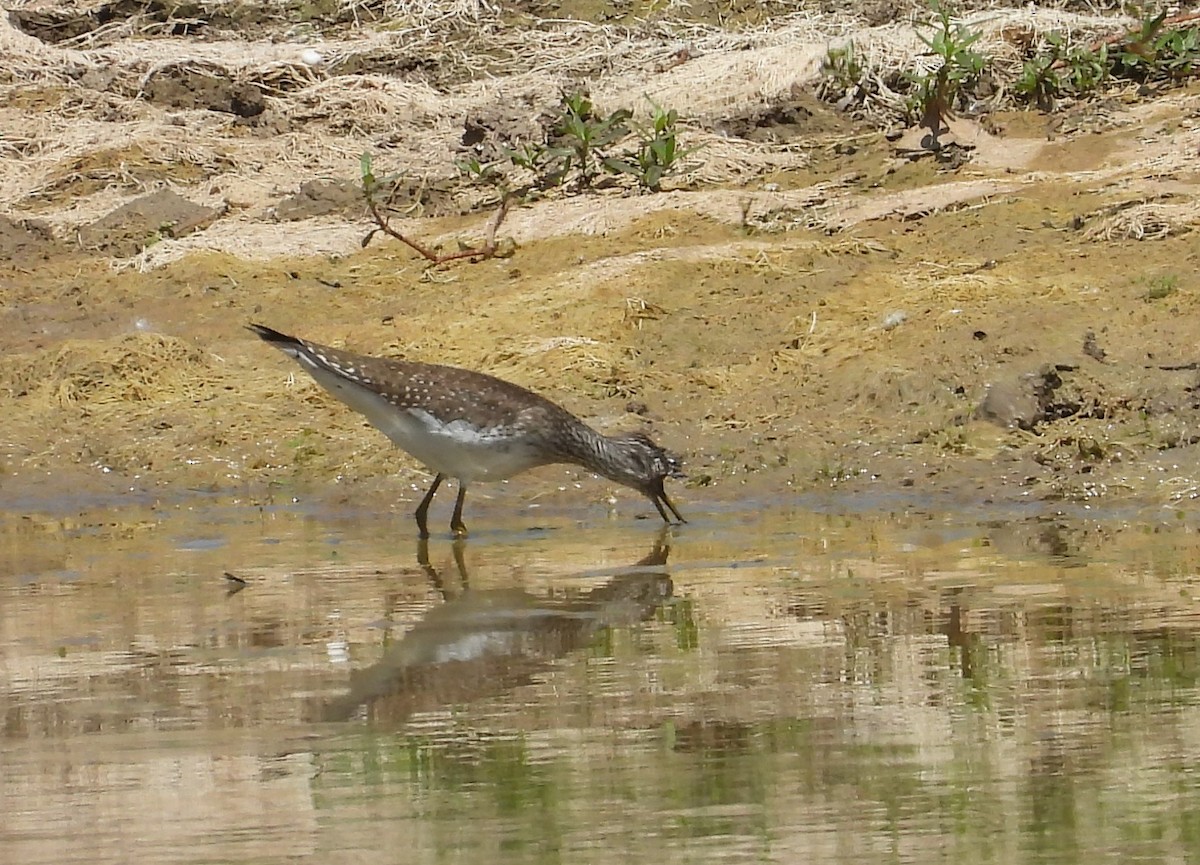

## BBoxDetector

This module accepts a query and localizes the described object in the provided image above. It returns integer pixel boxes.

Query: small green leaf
[602,157,638,175]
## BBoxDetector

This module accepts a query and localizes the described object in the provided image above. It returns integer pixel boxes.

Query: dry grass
[1083,199,1200,241]
[3,333,214,408]
[0,3,1144,263]
[3,0,1200,509]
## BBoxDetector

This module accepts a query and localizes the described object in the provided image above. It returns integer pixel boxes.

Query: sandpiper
[248,324,686,537]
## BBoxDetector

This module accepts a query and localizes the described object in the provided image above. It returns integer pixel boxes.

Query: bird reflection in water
[316,530,674,723]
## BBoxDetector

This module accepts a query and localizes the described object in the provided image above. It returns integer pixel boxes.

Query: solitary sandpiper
[248,324,686,537]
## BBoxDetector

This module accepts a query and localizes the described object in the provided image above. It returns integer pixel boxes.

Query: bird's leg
[417,536,453,598]
[451,537,469,589]
[450,481,469,538]
[414,473,445,540]
[416,536,433,570]
[652,490,687,525]
[639,526,672,567]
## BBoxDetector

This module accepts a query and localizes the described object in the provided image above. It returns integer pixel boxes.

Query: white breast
[304,363,547,482]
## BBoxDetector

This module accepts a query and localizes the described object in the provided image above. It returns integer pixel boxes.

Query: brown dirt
[78,188,223,255]
[2,1,1200,517]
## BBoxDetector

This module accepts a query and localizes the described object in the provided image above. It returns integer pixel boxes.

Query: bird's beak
[648,477,686,524]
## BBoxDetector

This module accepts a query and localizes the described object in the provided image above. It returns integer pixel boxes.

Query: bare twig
[361,189,513,264]
[1051,11,1200,72]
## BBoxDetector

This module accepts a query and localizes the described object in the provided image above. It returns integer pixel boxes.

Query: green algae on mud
[3,185,1200,515]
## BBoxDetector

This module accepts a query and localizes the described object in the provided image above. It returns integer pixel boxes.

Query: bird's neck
[562,426,625,480]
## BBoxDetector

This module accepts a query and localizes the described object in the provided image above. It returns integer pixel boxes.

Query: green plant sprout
[907,0,986,140]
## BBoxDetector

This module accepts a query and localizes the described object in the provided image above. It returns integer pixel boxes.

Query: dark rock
[142,63,265,118]
[0,215,63,264]
[976,365,1065,431]
[274,179,363,221]
[79,189,220,256]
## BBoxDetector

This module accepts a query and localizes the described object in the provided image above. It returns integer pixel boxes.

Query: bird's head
[600,432,686,523]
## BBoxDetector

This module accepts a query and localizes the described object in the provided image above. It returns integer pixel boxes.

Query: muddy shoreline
[2,3,1199,520]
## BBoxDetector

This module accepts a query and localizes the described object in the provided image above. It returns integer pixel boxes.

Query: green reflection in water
[8,507,1200,865]
[661,598,700,651]
[309,623,1200,864]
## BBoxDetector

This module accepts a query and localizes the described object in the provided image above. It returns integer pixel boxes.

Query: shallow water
[3,499,1200,864]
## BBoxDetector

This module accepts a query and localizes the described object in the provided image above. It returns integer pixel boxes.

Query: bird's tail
[246,323,303,347]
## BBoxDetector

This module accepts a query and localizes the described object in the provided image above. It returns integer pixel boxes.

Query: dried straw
[0,1,1168,267]
[3,333,214,408]
[1084,200,1200,241]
